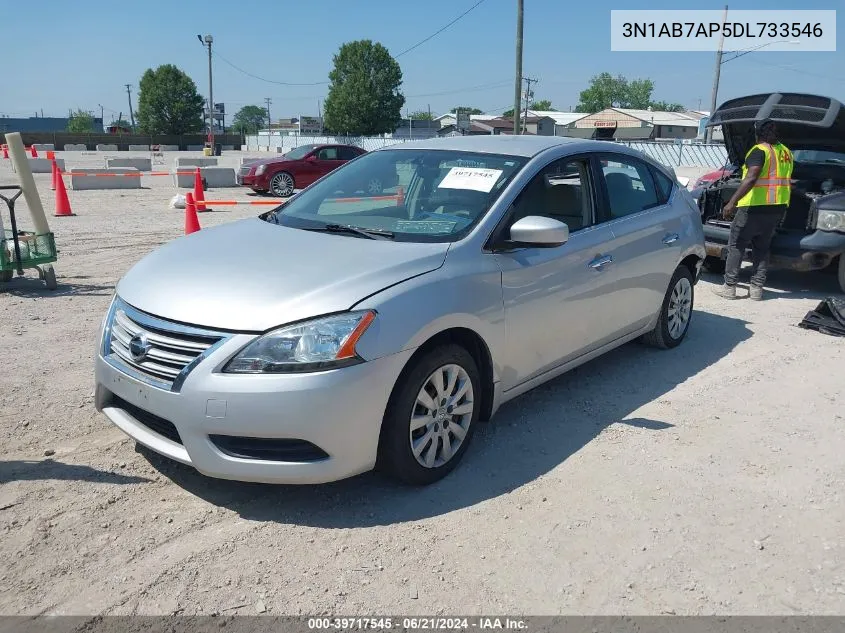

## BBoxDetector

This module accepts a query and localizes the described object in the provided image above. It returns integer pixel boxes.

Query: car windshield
[263,148,528,242]
[792,149,845,164]
[284,145,318,160]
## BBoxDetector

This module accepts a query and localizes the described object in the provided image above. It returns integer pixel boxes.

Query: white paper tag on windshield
[437,167,503,193]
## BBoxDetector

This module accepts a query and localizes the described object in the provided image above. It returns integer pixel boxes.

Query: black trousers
[724,207,783,288]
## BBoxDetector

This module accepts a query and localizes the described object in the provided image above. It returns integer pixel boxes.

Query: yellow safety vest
[737,142,793,207]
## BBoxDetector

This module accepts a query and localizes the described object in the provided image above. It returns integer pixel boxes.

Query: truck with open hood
[696,92,845,293]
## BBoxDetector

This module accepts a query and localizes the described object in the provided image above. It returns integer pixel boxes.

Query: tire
[43,265,57,290]
[641,265,695,350]
[838,256,845,294]
[703,256,726,274]
[378,344,481,485]
[269,172,295,197]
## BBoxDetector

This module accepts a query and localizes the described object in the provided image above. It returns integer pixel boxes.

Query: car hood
[115,218,450,332]
[247,156,291,168]
[708,92,845,165]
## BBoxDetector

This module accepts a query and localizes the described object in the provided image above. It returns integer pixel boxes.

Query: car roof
[375,135,621,158]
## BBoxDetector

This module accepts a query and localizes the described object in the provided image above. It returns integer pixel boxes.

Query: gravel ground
[0,151,843,617]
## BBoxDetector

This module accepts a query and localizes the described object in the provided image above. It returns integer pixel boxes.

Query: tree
[136,64,205,135]
[503,98,555,119]
[67,109,94,133]
[575,72,686,113]
[451,106,483,115]
[322,40,405,136]
[232,105,268,134]
[409,110,434,121]
[650,101,687,112]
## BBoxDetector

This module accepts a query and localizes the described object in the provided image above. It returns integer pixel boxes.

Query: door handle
[662,233,680,245]
[588,254,613,270]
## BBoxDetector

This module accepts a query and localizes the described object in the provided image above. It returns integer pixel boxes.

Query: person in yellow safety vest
[713,118,793,301]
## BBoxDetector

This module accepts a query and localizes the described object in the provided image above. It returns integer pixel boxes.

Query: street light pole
[706,5,728,143]
[198,34,214,151]
[513,0,523,136]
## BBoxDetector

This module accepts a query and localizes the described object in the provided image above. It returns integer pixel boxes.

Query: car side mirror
[306,154,317,162]
[507,216,569,248]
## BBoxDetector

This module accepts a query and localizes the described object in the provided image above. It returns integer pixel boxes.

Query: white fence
[246,133,729,169]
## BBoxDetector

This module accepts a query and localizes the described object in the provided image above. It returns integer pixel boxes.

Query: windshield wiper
[306,224,395,240]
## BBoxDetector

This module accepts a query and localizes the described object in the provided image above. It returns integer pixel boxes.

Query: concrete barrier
[106,157,152,171]
[32,143,55,151]
[70,168,142,190]
[174,166,237,188]
[239,157,261,166]
[96,144,118,151]
[128,144,150,151]
[175,157,218,169]
[11,158,65,174]
[63,143,87,151]
[158,144,179,151]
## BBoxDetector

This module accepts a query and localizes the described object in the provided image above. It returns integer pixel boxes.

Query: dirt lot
[0,152,843,616]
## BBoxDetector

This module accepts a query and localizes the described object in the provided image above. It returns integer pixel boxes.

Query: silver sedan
[94,135,706,485]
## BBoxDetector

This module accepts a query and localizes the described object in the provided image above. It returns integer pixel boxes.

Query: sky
[2,0,842,122]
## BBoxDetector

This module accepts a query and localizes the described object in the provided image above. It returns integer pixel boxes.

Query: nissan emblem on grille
[128,333,152,362]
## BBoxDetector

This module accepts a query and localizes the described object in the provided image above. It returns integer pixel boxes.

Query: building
[564,108,704,140]
[524,110,589,136]
[0,115,105,134]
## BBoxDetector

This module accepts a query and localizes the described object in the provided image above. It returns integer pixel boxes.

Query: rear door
[593,152,685,334]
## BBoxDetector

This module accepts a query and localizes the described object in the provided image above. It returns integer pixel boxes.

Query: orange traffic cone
[54,168,75,217]
[396,186,404,206]
[51,160,57,191]
[46,150,55,161]
[185,192,201,234]
[193,167,208,212]
[30,145,38,158]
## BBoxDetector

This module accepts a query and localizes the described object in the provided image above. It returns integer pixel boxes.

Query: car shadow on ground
[700,264,841,301]
[0,459,151,485]
[137,309,752,528]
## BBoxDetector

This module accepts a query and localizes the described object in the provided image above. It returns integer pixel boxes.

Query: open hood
[707,93,845,165]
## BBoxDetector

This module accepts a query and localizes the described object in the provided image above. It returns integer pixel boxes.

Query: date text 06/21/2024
[621,22,824,39]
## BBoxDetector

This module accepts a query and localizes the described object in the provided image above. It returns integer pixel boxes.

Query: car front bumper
[94,338,415,485]
[237,173,267,189]
[703,221,845,272]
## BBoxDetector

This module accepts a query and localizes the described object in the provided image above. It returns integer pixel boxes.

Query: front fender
[350,253,506,385]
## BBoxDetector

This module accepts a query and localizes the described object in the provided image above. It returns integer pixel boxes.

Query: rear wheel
[269,172,295,197]
[378,344,480,485]
[642,265,695,350]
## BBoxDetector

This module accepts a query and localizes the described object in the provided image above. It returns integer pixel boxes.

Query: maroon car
[238,143,367,197]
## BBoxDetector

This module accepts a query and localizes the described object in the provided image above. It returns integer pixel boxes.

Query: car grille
[111,393,183,445]
[239,165,252,176]
[104,298,226,391]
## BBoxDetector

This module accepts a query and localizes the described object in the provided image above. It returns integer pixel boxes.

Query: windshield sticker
[395,220,458,234]
[437,167,503,193]
[440,159,487,168]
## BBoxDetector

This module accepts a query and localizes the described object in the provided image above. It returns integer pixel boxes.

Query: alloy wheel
[667,277,692,339]
[409,364,474,469]
[270,172,295,197]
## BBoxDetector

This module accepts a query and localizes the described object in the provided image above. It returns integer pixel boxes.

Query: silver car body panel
[96,135,705,484]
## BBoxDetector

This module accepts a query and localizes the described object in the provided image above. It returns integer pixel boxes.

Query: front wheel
[378,344,481,485]
[641,265,695,349]
[269,172,295,197]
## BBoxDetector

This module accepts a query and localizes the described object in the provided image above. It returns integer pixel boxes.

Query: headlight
[223,310,376,374]
[255,164,266,176]
[816,209,845,233]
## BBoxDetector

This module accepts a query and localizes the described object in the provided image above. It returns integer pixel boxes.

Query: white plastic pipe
[5,132,51,235]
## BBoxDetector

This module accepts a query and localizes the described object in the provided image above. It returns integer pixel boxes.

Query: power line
[394,0,488,58]
[743,56,845,82]
[406,80,512,99]
[215,51,329,86]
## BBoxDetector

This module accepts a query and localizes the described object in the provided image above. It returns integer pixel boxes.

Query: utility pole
[513,0,523,136]
[317,99,323,134]
[522,76,536,135]
[264,97,272,149]
[706,5,728,143]
[125,85,135,131]
[98,104,104,125]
